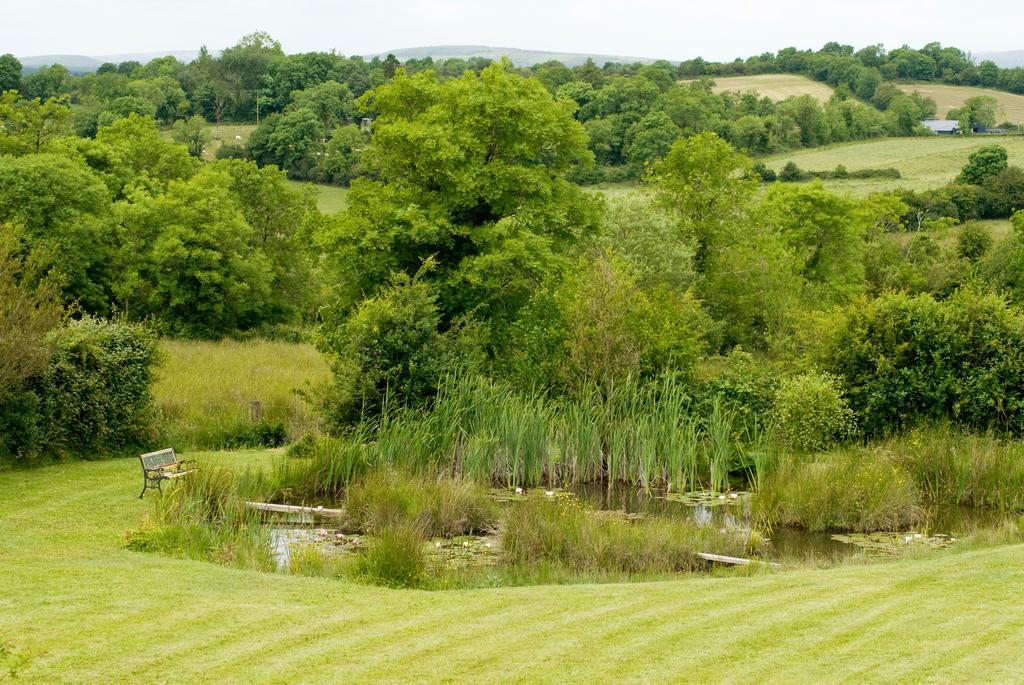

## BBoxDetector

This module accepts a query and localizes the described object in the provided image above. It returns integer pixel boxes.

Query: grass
[153,338,330,450]
[897,82,1024,123]
[684,74,835,103]
[202,123,257,161]
[287,180,350,214]
[763,135,1024,196]
[3,452,1024,681]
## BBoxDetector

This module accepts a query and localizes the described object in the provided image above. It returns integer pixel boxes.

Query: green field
[2,453,1024,682]
[203,123,257,161]
[764,135,1024,196]
[692,74,835,103]
[155,339,330,449]
[897,82,1024,124]
[288,181,350,214]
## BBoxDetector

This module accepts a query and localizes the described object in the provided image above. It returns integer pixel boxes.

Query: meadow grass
[153,338,330,450]
[763,134,1024,196]
[896,82,1024,123]
[682,73,835,103]
[286,179,350,213]
[3,452,1024,681]
[202,123,257,161]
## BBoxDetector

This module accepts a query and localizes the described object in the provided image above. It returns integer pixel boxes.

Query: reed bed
[275,374,769,493]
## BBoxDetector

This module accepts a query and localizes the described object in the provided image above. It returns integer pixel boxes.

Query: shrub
[957,223,993,262]
[1,317,159,463]
[755,451,922,532]
[957,144,1008,185]
[773,372,856,452]
[829,289,1024,435]
[751,162,776,183]
[778,161,806,182]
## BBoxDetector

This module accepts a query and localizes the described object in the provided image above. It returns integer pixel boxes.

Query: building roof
[921,119,960,133]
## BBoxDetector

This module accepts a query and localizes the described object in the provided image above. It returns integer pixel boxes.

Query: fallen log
[245,501,345,518]
[698,552,781,569]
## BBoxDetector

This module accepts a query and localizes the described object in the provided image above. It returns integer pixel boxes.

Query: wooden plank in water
[698,552,781,569]
[245,501,345,518]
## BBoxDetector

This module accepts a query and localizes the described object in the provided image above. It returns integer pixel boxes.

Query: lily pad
[660,490,751,507]
[831,531,957,557]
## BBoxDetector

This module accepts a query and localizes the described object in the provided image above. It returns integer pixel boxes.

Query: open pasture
[694,73,835,102]
[154,339,330,450]
[897,82,1024,124]
[764,135,1024,196]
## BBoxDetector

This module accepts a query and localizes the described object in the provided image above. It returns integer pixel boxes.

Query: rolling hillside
[897,82,1024,123]
[367,45,658,67]
[692,74,835,103]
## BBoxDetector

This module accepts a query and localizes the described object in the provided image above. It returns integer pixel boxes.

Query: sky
[3,0,1022,60]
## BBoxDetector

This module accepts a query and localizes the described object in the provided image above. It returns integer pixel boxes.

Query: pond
[266,484,1009,570]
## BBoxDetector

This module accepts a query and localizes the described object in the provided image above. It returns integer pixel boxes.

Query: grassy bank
[2,453,1024,682]
[688,73,836,103]
[154,339,330,450]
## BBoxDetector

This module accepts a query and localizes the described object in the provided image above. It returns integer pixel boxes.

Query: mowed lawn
[897,82,1024,123]
[691,74,835,103]
[764,135,1024,196]
[3,454,1024,683]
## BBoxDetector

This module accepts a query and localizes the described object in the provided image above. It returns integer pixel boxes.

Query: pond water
[266,484,1009,570]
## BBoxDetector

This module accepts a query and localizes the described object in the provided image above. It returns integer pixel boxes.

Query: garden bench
[138,448,196,498]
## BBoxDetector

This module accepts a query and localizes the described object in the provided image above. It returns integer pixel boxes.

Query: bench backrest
[140,448,177,470]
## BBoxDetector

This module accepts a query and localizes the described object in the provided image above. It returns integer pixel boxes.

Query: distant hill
[974,50,1024,68]
[18,50,201,74]
[367,45,659,67]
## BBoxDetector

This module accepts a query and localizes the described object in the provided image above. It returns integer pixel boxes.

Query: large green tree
[319,62,601,329]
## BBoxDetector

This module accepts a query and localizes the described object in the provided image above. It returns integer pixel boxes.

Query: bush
[829,289,1024,435]
[1,317,159,463]
[773,372,856,452]
[751,162,776,182]
[957,223,993,261]
[778,161,806,182]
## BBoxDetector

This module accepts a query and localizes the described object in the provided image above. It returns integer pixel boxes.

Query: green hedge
[0,318,159,464]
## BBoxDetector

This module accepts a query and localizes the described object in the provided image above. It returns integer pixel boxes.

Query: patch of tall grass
[755,451,923,533]
[352,520,428,588]
[126,467,274,570]
[292,374,766,491]
[885,426,1024,512]
[502,495,763,575]
[154,339,330,449]
[342,470,498,537]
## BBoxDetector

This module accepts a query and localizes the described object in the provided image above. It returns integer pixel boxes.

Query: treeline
[0,35,1004,187]
[677,42,1024,98]
[0,99,318,338]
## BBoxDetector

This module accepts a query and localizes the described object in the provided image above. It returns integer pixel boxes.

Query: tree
[0,91,71,154]
[0,226,65,400]
[318,124,368,185]
[218,32,284,120]
[94,114,197,197]
[247,108,325,179]
[0,154,113,311]
[21,65,70,100]
[951,95,998,132]
[625,111,681,173]
[761,182,866,301]
[321,62,601,330]
[171,115,212,157]
[289,80,356,130]
[653,132,757,271]
[114,168,274,336]
[211,158,317,323]
[957,144,1008,185]
[0,54,21,92]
